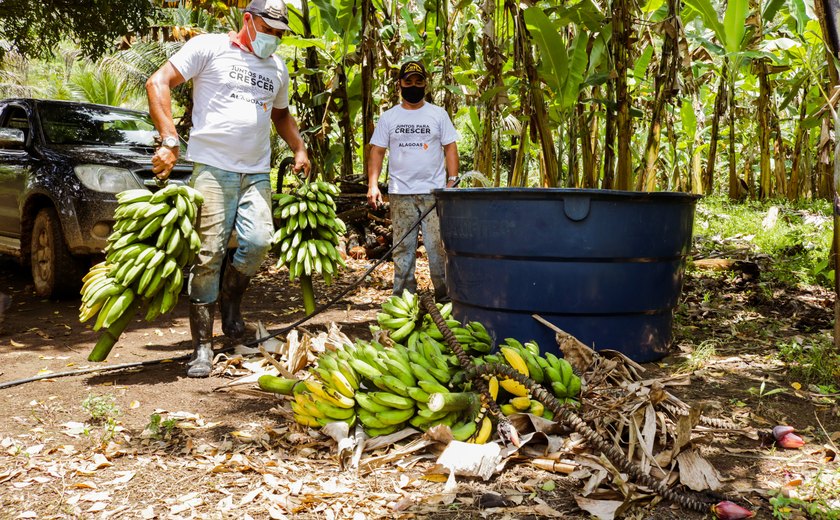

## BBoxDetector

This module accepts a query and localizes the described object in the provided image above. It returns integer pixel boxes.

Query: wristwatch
[161,135,179,149]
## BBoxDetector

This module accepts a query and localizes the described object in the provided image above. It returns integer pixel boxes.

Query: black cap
[245,0,290,31]
[399,61,427,80]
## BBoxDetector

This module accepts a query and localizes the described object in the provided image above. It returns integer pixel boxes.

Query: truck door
[0,103,35,248]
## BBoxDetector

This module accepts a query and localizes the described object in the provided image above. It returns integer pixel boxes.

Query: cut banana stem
[427,391,479,413]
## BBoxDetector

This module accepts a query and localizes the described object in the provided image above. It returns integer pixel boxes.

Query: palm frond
[101,41,185,97]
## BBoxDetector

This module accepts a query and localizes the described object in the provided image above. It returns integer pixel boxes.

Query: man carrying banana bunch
[366,60,459,301]
[146,0,310,377]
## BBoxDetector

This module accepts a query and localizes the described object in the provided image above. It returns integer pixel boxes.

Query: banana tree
[638,0,680,192]
[523,5,599,187]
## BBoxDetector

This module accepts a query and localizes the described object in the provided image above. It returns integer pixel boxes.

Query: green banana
[376,407,414,426]
[450,420,478,441]
[369,391,414,410]
[357,408,388,429]
[355,392,392,413]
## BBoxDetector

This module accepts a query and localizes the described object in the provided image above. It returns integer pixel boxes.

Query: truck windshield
[37,103,158,147]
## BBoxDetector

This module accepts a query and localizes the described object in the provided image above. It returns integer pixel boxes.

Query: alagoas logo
[394,124,431,150]
[398,142,430,150]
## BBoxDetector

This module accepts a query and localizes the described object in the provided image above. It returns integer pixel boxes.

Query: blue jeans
[188,164,273,304]
[390,194,447,299]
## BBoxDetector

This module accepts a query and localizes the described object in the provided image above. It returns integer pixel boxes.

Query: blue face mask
[248,17,279,58]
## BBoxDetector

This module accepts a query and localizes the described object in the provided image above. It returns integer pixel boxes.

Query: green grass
[693,195,834,287]
[769,469,840,520]
[777,336,840,389]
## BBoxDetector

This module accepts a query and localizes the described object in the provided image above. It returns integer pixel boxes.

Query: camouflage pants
[389,194,447,299]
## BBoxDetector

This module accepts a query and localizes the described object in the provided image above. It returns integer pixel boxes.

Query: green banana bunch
[436,320,493,355]
[542,351,582,402]
[83,184,204,362]
[285,329,468,435]
[375,290,422,344]
[272,180,346,284]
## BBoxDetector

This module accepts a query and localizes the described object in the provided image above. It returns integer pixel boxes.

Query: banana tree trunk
[639,2,678,192]
[689,91,705,194]
[474,108,493,178]
[361,0,375,182]
[518,9,558,187]
[757,61,772,199]
[579,99,596,188]
[588,87,602,188]
[705,66,727,194]
[441,0,456,117]
[814,0,840,350]
[834,111,840,351]
[772,106,788,198]
[603,81,616,189]
[819,116,834,199]
[301,0,330,180]
[510,120,530,187]
[728,75,740,199]
[568,109,579,188]
[336,65,354,179]
[613,0,632,190]
[788,87,808,201]
[477,0,504,184]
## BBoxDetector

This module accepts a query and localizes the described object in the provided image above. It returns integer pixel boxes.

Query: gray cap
[245,0,290,31]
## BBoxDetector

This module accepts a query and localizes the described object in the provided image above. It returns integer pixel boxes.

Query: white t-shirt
[169,33,289,173]
[370,102,458,195]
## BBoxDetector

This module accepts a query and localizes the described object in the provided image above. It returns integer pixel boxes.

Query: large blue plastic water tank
[433,188,700,362]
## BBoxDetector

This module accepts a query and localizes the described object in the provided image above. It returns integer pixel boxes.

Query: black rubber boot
[187,302,215,378]
[219,260,250,341]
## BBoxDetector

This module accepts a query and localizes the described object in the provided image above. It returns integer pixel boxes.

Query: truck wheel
[31,207,86,298]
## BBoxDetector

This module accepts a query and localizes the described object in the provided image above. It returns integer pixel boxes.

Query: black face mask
[401,85,425,103]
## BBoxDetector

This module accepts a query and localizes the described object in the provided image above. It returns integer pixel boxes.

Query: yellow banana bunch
[84,184,204,362]
[479,339,581,419]
[272,181,346,284]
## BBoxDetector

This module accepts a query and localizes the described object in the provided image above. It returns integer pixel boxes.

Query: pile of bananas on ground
[377,290,493,355]
[257,292,583,442]
[259,334,494,443]
[80,184,204,361]
[272,181,347,283]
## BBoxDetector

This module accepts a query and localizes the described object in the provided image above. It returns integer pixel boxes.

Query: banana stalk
[87,299,141,361]
[299,273,316,315]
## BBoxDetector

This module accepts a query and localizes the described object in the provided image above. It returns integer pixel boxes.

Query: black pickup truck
[0,98,192,297]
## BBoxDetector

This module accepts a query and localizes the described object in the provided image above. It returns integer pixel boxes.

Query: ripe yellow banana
[488,376,499,401]
[472,416,493,444]
[500,378,529,397]
[500,347,529,377]
[303,380,355,409]
[510,396,532,411]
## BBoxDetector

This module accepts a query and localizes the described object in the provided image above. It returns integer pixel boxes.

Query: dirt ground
[0,250,838,519]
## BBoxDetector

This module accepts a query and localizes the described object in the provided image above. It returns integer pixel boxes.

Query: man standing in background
[366,61,459,301]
